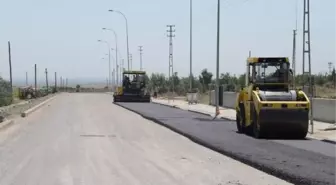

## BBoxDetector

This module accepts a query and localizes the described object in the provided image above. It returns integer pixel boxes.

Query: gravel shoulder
[0,94,56,120]
[0,93,292,185]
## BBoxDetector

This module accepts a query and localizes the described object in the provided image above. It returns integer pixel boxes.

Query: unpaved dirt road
[0,93,291,185]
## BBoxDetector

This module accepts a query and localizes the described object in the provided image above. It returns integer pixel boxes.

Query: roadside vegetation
[146,68,336,99]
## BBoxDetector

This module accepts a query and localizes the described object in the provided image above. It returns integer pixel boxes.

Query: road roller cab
[235,57,310,139]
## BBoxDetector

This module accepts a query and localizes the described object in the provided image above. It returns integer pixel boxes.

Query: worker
[132,75,137,82]
[123,76,131,89]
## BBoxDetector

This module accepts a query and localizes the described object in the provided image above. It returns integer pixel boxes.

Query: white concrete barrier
[210,91,216,105]
[210,91,336,123]
[222,92,237,109]
[312,98,336,123]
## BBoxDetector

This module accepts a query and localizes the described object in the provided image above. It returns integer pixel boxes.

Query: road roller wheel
[252,107,264,139]
[294,126,309,139]
[236,103,246,133]
[295,131,308,139]
[236,113,243,133]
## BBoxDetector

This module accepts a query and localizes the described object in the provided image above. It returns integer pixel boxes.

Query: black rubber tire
[236,112,243,133]
[294,131,307,139]
[294,125,309,139]
[252,106,264,139]
[239,103,246,133]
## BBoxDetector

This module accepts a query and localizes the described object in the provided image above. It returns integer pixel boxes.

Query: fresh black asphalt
[115,102,336,185]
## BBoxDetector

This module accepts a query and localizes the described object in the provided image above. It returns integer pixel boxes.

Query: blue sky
[0,0,335,84]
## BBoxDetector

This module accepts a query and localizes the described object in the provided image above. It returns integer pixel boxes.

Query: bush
[0,77,13,107]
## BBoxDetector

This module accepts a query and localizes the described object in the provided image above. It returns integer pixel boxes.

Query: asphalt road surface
[116,102,336,185]
[0,93,292,185]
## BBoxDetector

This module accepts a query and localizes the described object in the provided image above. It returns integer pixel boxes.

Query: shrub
[0,77,13,107]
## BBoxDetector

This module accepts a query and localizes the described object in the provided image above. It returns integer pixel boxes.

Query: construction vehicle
[235,57,310,139]
[113,70,151,102]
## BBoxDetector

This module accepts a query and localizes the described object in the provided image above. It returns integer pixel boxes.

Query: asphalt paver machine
[113,70,151,103]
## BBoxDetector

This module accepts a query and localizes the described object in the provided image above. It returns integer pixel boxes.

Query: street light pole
[110,48,118,86]
[189,0,193,91]
[215,0,220,118]
[139,46,143,70]
[109,10,130,71]
[98,40,112,88]
[102,28,119,86]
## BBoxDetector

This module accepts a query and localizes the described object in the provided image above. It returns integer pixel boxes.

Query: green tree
[315,73,327,86]
[199,69,213,92]
[238,74,246,88]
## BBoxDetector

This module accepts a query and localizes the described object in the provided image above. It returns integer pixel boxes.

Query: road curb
[0,119,15,131]
[21,95,57,117]
[153,101,236,121]
[320,139,336,145]
[323,126,336,131]
[152,101,179,109]
[187,109,212,116]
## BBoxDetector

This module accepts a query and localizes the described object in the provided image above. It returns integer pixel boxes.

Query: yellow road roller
[235,57,310,139]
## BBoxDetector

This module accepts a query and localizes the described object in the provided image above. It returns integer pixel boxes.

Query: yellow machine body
[235,57,310,139]
[115,86,123,95]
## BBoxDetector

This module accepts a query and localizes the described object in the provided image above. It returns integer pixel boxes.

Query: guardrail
[209,91,336,123]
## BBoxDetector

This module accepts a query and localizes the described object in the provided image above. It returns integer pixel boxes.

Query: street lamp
[108,9,130,71]
[98,40,112,88]
[214,0,220,118]
[101,56,115,88]
[189,0,193,91]
[102,28,119,86]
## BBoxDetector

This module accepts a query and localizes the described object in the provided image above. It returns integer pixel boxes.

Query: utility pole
[8,41,12,93]
[292,29,297,88]
[115,46,118,87]
[112,69,115,89]
[45,68,49,92]
[130,54,133,70]
[167,25,175,99]
[117,64,119,85]
[108,46,111,88]
[328,62,333,74]
[292,0,298,88]
[214,0,220,118]
[121,59,124,81]
[139,46,143,71]
[54,72,57,92]
[60,76,63,91]
[189,0,193,91]
[65,78,68,92]
[34,64,37,97]
[25,72,28,85]
[327,62,334,89]
[246,51,252,87]
[302,0,313,133]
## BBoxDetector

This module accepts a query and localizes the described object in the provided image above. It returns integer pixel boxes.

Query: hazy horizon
[0,0,335,81]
